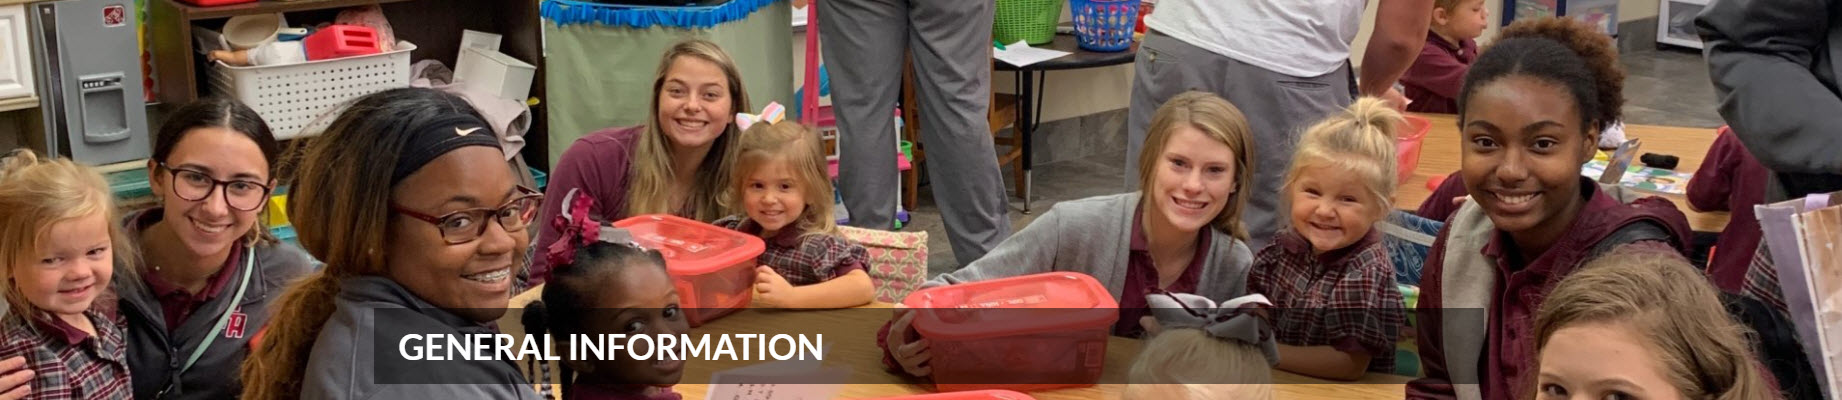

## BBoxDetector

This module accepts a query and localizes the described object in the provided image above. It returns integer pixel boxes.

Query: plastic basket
[1071,0,1138,52]
[208,41,417,140]
[1396,115,1432,183]
[994,0,1060,46]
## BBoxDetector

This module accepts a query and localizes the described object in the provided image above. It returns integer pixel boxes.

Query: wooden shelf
[170,0,414,20]
[0,96,37,113]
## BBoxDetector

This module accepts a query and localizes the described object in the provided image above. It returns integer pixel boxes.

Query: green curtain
[542,1,793,167]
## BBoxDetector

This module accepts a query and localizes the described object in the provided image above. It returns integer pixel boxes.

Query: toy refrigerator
[29,0,149,164]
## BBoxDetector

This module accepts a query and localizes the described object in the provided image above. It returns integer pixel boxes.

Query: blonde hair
[1127,329,1273,400]
[730,120,839,237]
[1533,248,1779,400]
[626,39,751,222]
[1135,91,1257,240]
[0,149,135,321]
[1282,97,1402,222]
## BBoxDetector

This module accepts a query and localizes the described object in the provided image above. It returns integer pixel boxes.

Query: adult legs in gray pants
[818,0,1012,265]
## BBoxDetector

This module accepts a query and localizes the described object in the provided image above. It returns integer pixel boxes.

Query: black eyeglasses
[390,187,544,244]
[159,162,273,211]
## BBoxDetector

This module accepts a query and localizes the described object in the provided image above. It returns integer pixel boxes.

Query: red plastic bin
[861,390,1037,399]
[900,272,1118,393]
[305,25,382,61]
[1396,115,1433,183]
[177,0,257,6]
[613,214,765,327]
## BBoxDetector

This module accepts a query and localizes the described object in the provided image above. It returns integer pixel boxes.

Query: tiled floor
[897,46,1724,275]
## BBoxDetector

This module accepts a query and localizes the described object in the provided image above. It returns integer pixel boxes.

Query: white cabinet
[1658,0,1708,50]
[0,4,34,101]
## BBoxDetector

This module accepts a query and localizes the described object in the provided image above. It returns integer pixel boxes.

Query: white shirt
[1145,0,1368,78]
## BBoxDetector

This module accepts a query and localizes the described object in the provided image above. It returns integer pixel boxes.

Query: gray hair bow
[1146,292,1281,366]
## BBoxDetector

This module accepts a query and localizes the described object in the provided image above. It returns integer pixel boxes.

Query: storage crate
[208,41,417,140]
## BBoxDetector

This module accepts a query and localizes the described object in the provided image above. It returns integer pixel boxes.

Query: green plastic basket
[994,0,1061,45]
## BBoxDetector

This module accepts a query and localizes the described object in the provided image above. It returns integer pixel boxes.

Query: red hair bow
[545,188,601,267]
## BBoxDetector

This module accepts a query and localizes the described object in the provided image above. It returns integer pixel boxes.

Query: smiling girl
[879,91,1259,378]
[0,149,135,400]
[1405,18,1695,400]
[532,39,750,285]
[1250,97,1406,381]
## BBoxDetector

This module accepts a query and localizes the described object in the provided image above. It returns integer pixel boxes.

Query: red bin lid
[612,214,765,275]
[901,272,1119,341]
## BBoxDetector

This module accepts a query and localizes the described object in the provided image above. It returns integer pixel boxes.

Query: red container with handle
[304,25,381,61]
[900,272,1118,393]
[613,214,764,327]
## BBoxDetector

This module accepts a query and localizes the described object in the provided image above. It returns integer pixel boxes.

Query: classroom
[0,0,1836,399]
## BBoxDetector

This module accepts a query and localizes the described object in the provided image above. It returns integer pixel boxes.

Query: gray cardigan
[1699,0,1842,201]
[926,192,1254,303]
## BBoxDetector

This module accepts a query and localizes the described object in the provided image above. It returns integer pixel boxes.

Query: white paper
[994,41,1071,67]
[704,345,846,400]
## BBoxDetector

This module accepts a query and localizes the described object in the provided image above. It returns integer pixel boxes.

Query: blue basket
[1070,0,1139,52]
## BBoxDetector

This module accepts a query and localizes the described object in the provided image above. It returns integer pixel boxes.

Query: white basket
[208,41,417,140]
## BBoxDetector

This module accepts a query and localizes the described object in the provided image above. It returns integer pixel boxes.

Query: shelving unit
[1656,0,1707,49]
[145,0,556,166]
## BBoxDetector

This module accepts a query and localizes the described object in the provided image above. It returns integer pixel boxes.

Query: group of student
[0,13,1801,400]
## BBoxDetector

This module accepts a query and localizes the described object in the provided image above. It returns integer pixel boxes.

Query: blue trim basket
[1070,0,1138,52]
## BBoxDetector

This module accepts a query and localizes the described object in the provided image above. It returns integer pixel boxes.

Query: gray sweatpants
[818,0,1011,265]
[1125,31,1352,250]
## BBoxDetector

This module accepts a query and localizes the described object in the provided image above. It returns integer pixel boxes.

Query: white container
[455,47,535,102]
[208,41,415,140]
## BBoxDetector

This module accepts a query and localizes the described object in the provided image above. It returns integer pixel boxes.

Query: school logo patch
[226,310,247,339]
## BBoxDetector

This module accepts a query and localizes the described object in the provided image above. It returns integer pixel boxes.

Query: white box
[455,47,535,102]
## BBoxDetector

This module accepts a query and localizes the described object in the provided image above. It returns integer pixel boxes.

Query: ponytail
[522,300,565,400]
[240,273,341,400]
[1282,97,1405,216]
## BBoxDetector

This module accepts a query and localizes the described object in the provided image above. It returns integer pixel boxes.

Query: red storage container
[613,214,765,327]
[304,25,381,61]
[900,272,1118,393]
[861,390,1037,400]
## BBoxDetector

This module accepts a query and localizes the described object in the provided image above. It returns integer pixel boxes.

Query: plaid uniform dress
[0,310,132,399]
[714,216,867,285]
[1249,229,1404,373]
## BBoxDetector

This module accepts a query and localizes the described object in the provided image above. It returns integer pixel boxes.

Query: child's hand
[889,305,932,377]
[753,266,798,308]
[0,356,33,400]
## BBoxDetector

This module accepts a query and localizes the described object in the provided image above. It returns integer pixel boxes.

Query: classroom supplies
[1580,159,1693,195]
[1756,192,1842,398]
[612,214,766,327]
[901,272,1118,393]
[304,25,381,60]
[993,0,1061,45]
[993,41,1071,67]
[1396,115,1432,183]
[1070,0,1138,52]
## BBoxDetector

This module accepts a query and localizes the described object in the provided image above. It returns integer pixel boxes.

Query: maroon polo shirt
[1115,210,1209,338]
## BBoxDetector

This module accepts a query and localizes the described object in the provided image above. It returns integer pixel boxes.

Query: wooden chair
[899,50,1022,210]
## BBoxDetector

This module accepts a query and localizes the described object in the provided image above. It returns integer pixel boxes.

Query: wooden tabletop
[1395,113,1732,232]
[502,287,1411,399]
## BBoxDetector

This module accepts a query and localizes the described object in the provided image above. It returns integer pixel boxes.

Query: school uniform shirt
[1407,178,1693,400]
[533,125,645,285]
[712,216,867,286]
[1249,229,1402,373]
[566,384,682,400]
[1115,210,1207,338]
[1685,128,1769,293]
[117,208,316,400]
[0,310,133,400]
[1402,31,1476,114]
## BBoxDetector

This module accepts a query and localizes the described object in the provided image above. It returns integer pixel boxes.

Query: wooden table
[1395,113,1732,233]
[503,287,1411,399]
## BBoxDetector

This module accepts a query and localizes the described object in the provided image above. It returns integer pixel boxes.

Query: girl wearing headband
[240,88,543,400]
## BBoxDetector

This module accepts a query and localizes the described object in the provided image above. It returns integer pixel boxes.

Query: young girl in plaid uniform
[1247,98,1406,380]
[0,150,134,399]
[712,104,874,309]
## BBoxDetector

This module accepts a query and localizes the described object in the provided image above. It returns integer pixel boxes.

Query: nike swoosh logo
[456,127,483,136]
